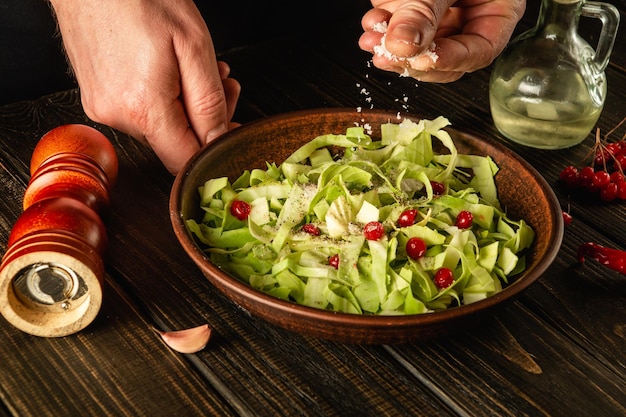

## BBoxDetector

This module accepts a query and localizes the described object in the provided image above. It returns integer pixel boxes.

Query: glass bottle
[489,0,620,149]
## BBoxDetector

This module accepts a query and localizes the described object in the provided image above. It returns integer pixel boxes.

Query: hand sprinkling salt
[371,21,438,75]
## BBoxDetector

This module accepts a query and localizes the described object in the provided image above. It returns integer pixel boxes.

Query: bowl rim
[170,108,564,340]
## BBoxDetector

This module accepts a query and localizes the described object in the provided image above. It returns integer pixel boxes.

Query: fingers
[360,0,525,82]
[162,19,240,172]
[143,98,205,175]
[50,0,237,175]
[221,78,241,134]
[424,0,526,73]
[359,1,454,79]
[175,24,230,146]
[216,61,241,134]
[147,60,240,174]
[129,46,239,175]
[382,4,440,57]
[359,8,392,52]
[362,1,455,58]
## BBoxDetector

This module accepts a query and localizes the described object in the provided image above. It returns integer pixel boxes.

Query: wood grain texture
[0,2,624,416]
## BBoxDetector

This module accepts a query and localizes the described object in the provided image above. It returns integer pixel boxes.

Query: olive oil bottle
[489,0,619,149]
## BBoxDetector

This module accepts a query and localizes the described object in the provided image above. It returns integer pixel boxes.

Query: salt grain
[372,21,439,68]
[372,21,388,33]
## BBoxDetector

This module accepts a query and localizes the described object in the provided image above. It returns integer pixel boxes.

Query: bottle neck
[536,0,583,37]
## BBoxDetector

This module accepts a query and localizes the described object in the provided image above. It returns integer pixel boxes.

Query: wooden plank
[0,91,460,417]
[0,102,241,415]
[219,18,626,416]
[0,1,624,414]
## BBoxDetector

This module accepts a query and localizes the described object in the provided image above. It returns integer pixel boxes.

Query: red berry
[406,237,427,259]
[397,209,417,227]
[302,223,320,236]
[562,211,573,226]
[613,154,626,171]
[600,182,618,202]
[455,210,473,229]
[363,221,385,240]
[328,254,339,269]
[430,181,445,195]
[617,180,626,200]
[578,166,595,188]
[559,165,579,188]
[588,170,611,193]
[594,149,608,166]
[433,268,454,289]
[610,171,625,183]
[230,200,251,220]
[606,142,622,156]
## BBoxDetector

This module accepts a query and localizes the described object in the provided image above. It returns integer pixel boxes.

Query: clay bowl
[170,108,563,344]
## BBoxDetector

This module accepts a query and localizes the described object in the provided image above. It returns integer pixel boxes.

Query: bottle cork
[0,125,117,337]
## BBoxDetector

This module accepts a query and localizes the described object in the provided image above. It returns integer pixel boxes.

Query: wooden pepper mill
[0,125,118,337]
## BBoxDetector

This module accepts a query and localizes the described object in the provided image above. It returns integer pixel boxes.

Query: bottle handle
[581,1,620,72]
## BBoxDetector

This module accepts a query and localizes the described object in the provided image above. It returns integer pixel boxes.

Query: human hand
[358,0,526,82]
[49,0,240,174]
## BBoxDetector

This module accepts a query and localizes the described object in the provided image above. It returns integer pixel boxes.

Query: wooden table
[1,3,624,416]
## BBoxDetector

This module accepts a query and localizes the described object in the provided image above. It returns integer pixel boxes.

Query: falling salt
[356,20,433,120]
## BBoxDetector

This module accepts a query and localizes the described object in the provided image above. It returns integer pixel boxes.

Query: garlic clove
[156,324,212,354]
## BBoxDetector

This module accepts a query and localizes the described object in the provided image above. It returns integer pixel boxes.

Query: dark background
[0,0,370,105]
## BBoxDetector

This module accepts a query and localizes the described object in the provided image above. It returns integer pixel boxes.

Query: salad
[187,117,535,315]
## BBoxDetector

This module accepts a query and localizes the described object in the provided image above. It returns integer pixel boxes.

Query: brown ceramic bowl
[170,108,563,344]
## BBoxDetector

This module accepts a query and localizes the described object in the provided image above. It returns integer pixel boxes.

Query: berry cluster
[559,137,626,202]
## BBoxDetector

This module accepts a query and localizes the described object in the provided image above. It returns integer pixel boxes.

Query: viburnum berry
[578,166,595,188]
[560,154,626,202]
[455,210,473,229]
[600,182,618,202]
[230,200,251,220]
[617,180,626,200]
[397,209,418,227]
[406,237,427,259]
[433,268,454,289]
[594,141,623,167]
[328,254,340,269]
[610,171,625,183]
[613,153,626,171]
[559,165,579,189]
[301,223,321,236]
[594,149,608,166]
[562,211,573,226]
[606,142,622,157]
[590,170,611,192]
[363,221,385,240]
[560,120,626,203]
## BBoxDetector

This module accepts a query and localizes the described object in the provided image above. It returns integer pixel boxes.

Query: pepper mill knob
[30,124,118,185]
[0,125,118,337]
